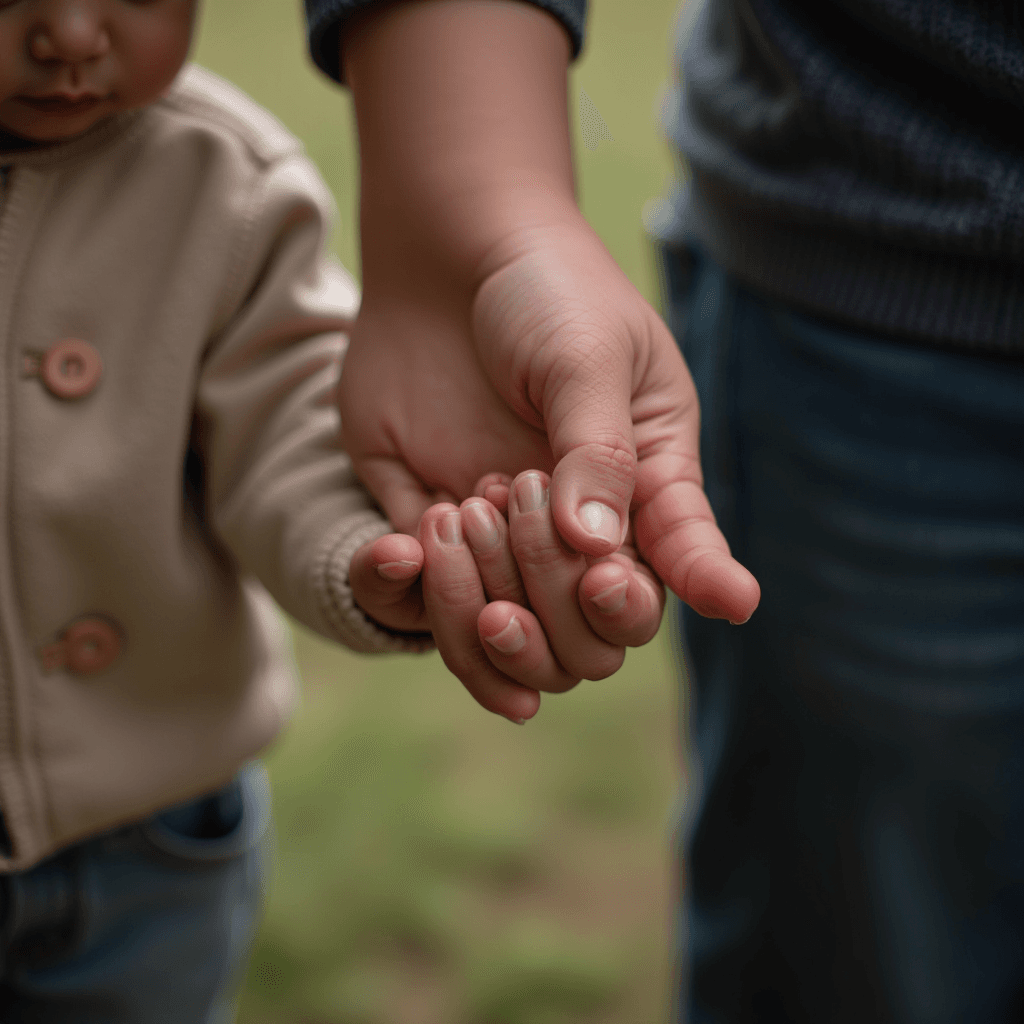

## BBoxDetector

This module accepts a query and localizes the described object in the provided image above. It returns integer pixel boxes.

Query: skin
[337,0,760,713]
[0,0,199,143]
[339,2,760,630]
[349,475,665,724]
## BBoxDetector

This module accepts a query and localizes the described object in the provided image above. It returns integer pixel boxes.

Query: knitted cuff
[314,515,435,655]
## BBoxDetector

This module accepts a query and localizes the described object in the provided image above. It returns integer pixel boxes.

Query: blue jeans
[0,761,271,1023]
[655,239,1024,1023]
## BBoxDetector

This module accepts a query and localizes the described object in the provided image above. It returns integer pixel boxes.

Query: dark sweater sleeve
[305,0,587,84]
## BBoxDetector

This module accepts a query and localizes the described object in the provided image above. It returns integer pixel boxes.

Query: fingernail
[436,511,462,546]
[578,501,620,546]
[507,716,527,726]
[514,473,548,514]
[462,501,500,551]
[376,560,419,581]
[730,615,752,626]
[590,579,628,613]
[483,615,526,654]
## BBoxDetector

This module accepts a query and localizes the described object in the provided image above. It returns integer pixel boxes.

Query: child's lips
[16,94,108,115]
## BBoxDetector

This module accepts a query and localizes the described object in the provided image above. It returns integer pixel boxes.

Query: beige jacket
[0,64,428,871]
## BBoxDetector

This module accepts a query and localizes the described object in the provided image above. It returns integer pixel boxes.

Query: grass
[241,628,681,1023]
[190,1,690,1021]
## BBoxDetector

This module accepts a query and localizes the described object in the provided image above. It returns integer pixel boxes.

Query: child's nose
[29,2,111,67]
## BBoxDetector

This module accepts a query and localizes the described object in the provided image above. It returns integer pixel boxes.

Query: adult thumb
[546,350,637,557]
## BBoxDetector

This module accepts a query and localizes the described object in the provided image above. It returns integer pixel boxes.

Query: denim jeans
[0,761,271,1023]
[655,239,1024,1023]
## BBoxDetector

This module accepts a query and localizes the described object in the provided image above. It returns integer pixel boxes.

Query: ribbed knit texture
[304,0,587,84]
[647,0,1024,352]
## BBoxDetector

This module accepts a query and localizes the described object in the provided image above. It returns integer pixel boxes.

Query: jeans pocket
[137,761,271,865]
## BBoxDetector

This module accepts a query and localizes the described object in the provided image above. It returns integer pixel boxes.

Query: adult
[309,0,1024,1021]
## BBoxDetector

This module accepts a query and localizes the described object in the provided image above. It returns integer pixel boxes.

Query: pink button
[40,339,102,400]
[62,618,122,675]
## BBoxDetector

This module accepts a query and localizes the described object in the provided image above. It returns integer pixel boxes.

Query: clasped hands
[337,0,761,725]
[350,469,665,724]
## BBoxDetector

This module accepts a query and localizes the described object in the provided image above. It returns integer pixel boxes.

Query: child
[0,0,663,1018]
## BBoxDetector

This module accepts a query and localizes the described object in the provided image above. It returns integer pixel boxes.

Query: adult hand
[340,0,760,626]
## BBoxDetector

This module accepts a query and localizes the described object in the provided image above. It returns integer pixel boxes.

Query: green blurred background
[191,1,691,1021]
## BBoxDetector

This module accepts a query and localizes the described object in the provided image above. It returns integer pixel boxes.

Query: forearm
[343,0,582,286]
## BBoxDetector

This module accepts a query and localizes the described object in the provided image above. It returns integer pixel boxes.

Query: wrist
[344,0,581,285]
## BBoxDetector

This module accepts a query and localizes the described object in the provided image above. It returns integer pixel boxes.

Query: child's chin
[1,105,113,144]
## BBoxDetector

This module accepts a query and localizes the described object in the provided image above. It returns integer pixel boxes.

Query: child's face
[0,0,198,143]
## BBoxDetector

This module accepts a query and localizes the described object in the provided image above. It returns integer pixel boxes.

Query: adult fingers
[633,451,761,624]
[472,231,639,560]
[508,470,625,681]
[540,331,636,559]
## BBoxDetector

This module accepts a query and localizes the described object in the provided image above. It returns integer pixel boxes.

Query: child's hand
[349,468,665,724]
[471,470,665,654]
[418,469,665,723]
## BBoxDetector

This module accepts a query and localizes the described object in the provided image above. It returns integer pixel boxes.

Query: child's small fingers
[371,532,424,581]
[460,498,527,605]
[474,472,513,494]
[349,534,428,632]
[479,602,580,694]
[420,504,541,724]
[484,484,510,518]
[509,470,624,681]
[473,473,513,518]
[579,560,666,648]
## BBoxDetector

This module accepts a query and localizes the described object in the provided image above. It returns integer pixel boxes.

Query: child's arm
[195,141,433,657]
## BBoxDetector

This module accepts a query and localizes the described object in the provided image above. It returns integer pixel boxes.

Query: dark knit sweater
[305,0,1024,354]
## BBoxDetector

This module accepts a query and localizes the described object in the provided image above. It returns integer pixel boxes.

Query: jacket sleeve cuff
[314,515,436,655]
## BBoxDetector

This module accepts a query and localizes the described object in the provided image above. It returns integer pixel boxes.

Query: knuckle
[570,439,637,478]
[476,550,516,579]
[510,532,567,571]
[426,573,481,609]
[491,574,528,605]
